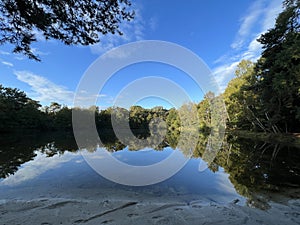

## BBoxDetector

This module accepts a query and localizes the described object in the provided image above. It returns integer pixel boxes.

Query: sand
[1,196,300,225]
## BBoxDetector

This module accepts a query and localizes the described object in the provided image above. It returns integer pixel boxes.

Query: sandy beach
[1,196,300,225]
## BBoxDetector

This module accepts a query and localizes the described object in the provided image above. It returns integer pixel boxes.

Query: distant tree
[129,105,147,129]
[0,0,134,60]
[166,108,180,131]
[178,102,198,130]
[54,106,72,130]
[197,92,213,132]
[48,102,61,114]
[97,107,113,129]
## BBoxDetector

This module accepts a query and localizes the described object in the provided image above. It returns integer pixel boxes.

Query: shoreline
[230,130,300,148]
[1,196,299,225]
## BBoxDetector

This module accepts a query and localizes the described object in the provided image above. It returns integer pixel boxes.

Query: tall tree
[223,60,265,131]
[255,0,300,133]
[0,0,134,60]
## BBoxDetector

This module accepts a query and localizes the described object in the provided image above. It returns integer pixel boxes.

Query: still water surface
[0,131,299,209]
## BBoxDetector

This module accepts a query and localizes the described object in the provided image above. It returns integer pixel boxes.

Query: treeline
[0,84,212,133]
[223,0,300,133]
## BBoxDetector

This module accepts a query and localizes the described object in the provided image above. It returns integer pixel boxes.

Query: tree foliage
[254,0,300,133]
[223,60,262,130]
[0,85,43,130]
[223,0,300,133]
[0,0,134,60]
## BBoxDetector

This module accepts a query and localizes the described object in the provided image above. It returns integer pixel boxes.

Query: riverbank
[1,197,300,225]
[230,130,300,148]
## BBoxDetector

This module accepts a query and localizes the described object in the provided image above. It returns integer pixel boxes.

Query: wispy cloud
[14,70,74,105]
[213,0,283,91]
[74,91,111,108]
[149,16,158,31]
[213,61,240,91]
[90,7,145,55]
[14,70,113,107]
[12,47,50,61]
[0,50,10,55]
[1,61,14,67]
[31,47,49,56]
[231,1,265,50]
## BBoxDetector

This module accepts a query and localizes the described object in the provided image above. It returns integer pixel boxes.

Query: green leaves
[222,1,300,133]
[255,0,300,133]
[0,0,134,60]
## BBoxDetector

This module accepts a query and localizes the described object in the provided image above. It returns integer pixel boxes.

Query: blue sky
[0,0,283,109]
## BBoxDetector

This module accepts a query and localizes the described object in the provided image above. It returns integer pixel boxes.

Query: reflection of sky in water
[0,147,243,203]
[112,147,172,166]
[1,151,80,186]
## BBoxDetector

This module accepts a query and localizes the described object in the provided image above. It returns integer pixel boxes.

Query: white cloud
[261,0,282,31]
[32,28,47,42]
[231,0,264,50]
[1,61,13,67]
[14,56,25,61]
[242,36,263,60]
[216,170,238,195]
[90,7,145,55]
[14,71,113,107]
[14,71,74,105]
[0,50,10,55]
[31,47,49,56]
[74,93,109,108]
[213,0,283,91]
[213,61,240,91]
[149,16,158,31]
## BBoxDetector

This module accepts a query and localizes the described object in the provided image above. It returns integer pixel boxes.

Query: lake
[0,130,300,224]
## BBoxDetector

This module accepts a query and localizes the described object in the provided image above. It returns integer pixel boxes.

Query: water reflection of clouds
[215,169,237,195]
[1,151,79,186]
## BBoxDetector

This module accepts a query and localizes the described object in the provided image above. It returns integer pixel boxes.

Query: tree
[53,106,72,130]
[48,102,61,114]
[255,0,300,133]
[0,85,44,130]
[197,92,213,132]
[223,60,264,131]
[166,108,180,131]
[0,0,134,60]
[97,107,113,129]
[129,105,147,129]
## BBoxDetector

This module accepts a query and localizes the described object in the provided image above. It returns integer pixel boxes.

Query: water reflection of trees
[1,130,299,207]
[213,135,300,209]
[0,131,78,178]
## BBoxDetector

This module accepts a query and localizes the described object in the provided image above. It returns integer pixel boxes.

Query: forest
[0,0,299,135]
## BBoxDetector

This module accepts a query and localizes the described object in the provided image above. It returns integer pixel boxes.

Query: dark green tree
[54,106,72,130]
[0,0,134,60]
[255,0,300,133]
[0,85,44,130]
